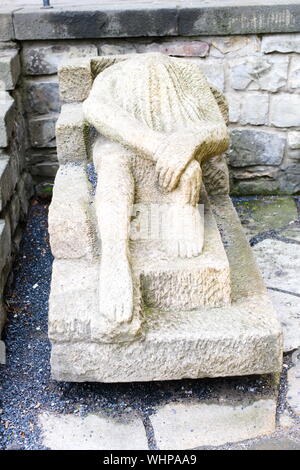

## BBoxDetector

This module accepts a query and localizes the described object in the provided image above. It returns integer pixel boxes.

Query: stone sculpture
[82,53,229,341]
[48,52,282,382]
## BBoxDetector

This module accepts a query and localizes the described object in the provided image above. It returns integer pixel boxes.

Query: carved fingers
[177,160,202,206]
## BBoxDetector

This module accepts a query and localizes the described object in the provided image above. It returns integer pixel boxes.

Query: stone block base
[49,195,283,382]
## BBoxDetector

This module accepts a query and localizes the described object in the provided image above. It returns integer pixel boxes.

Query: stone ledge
[1,2,299,41]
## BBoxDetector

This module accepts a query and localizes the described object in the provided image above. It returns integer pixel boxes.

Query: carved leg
[93,138,139,338]
[164,160,204,258]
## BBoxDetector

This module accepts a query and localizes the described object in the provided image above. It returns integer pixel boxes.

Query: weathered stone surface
[231,178,280,196]
[179,4,300,36]
[98,41,137,56]
[49,195,282,382]
[228,129,285,167]
[14,6,178,40]
[252,239,300,294]
[23,79,60,115]
[231,166,279,181]
[55,103,88,163]
[280,161,300,193]
[30,161,58,178]
[286,350,300,416]
[39,412,148,450]
[0,47,20,91]
[140,40,209,57]
[288,131,300,150]
[206,35,260,58]
[0,339,5,364]
[229,56,288,92]
[58,58,93,103]
[150,399,276,449]
[289,56,300,89]
[48,163,94,260]
[262,33,300,53]
[191,58,225,91]
[269,290,300,352]
[0,153,19,211]
[22,42,98,75]
[0,10,14,41]
[239,92,269,125]
[270,94,300,127]
[28,115,57,148]
[0,218,11,274]
[99,39,210,58]
[226,93,241,123]
[16,171,33,219]
[7,192,20,235]
[0,91,14,147]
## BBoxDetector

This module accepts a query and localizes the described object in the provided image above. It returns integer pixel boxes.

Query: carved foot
[91,250,143,343]
[165,204,204,258]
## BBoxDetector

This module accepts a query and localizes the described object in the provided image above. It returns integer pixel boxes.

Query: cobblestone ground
[0,196,299,450]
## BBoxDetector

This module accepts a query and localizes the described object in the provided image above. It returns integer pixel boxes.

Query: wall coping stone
[1,1,300,41]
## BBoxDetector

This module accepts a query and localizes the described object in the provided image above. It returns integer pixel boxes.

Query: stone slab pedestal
[49,190,283,382]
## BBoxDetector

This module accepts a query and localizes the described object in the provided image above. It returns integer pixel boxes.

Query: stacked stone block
[0,42,33,344]
[20,33,300,195]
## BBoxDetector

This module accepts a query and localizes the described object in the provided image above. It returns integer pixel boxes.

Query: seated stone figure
[82,53,229,337]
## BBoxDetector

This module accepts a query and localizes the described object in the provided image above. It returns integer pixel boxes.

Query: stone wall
[19,33,300,195]
[0,41,33,339]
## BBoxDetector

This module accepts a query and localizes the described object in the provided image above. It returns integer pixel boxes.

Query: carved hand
[178,160,202,206]
[155,134,198,192]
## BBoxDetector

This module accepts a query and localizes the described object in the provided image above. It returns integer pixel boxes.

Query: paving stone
[0,47,20,91]
[270,94,300,127]
[286,351,300,417]
[39,412,148,450]
[229,55,288,92]
[279,410,295,429]
[229,129,285,167]
[22,42,98,75]
[245,437,300,450]
[150,399,276,449]
[262,33,300,53]
[252,239,300,295]
[233,197,298,239]
[23,79,60,115]
[269,290,300,352]
[280,223,300,243]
